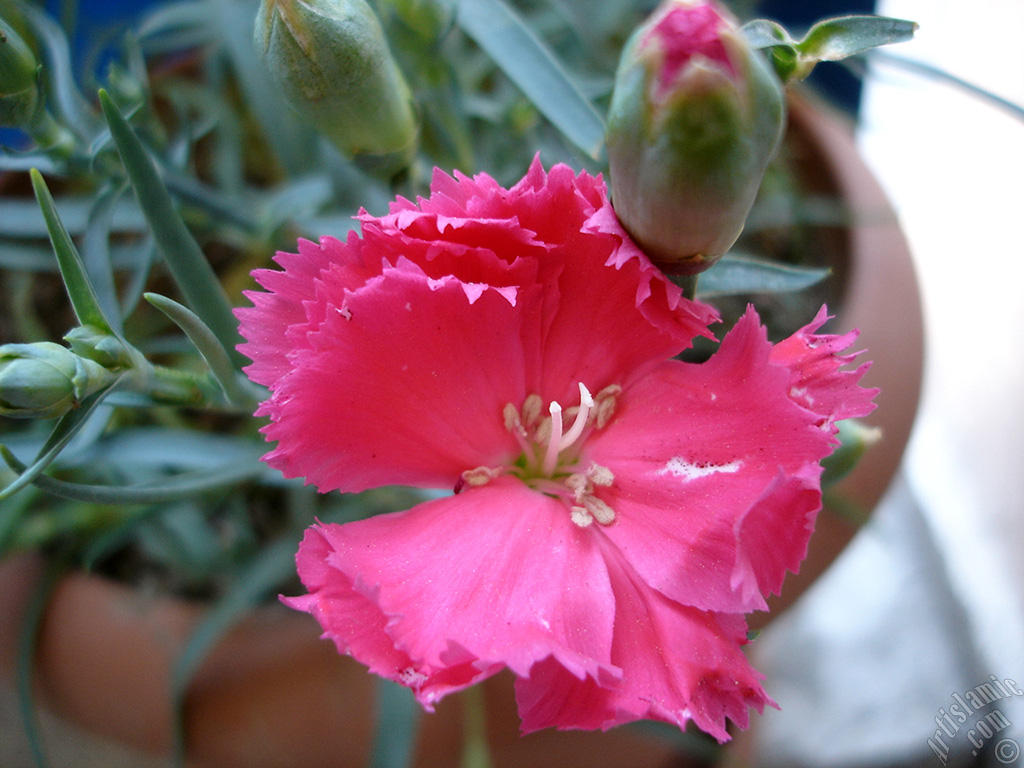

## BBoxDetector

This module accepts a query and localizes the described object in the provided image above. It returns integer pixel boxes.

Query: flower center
[457,383,622,528]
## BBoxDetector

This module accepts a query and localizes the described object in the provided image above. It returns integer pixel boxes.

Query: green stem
[675,273,699,302]
[146,365,227,408]
[28,108,77,159]
[460,685,493,768]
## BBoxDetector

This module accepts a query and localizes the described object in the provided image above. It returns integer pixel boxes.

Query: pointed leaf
[741,19,794,50]
[144,292,260,409]
[29,170,119,337]
[0,448,263,505]
[15,558,65,768]
[455,0,606,159]
[82,183,130,334]
[696,252,830,298]
[18,3,101,141]
[97,90,246,368]
[371,679,420,768]
[798,16,918,62]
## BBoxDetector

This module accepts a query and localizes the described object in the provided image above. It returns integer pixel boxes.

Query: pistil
[459,382,621,527]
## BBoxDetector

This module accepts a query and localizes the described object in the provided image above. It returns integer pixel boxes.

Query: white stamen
[521,394,543,428]
[461,466,501,487]
[564,472,589,500]
[558,383,594,452]
[584,496,616,525]
[570,506,594,527]
[594,384,621,429]
[587,463,615,487]
[503,402,533,455]
[541,401,564,476]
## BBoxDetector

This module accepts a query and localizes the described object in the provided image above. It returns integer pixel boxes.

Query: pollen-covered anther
[521,393,543,429]
[583,495,616,525]
[460,465,502,488]
[594,384,622,429]
[586,462,615,487]
[570,506,594,527]
[503,402,526,436]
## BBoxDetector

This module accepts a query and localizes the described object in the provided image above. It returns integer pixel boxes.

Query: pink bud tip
[645,2,735,95]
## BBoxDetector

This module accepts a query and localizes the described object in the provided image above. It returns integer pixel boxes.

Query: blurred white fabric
[751,0,1024,765]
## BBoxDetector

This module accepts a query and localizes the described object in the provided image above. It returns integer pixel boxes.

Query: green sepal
[695,252,830,298]
[742,15,917,83]
[821,418,882,487]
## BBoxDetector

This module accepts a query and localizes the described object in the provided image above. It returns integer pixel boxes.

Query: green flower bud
[65,325,135,369]
[0,15,41,127]
[255,0,418,158]
[606,0,786,275]
[0,342,116,419]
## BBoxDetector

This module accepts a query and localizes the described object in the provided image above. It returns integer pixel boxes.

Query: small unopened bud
[255,0,417,159]
[606,0,785,275]
[0,342,116,419]
[65,325,135,369]
[0,16,41,127]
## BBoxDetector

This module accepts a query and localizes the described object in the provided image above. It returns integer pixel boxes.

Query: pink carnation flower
[236,159,876,741]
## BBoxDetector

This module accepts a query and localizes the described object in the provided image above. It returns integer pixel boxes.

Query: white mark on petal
[657,457,743,481]
[399,667,427,686]
[790,385,813,405]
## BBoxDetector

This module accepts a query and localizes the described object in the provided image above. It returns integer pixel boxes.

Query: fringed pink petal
[516,549,772,742]
[586,309,833,613]
[259,262,528,492]
[287,478,617,708]
[769,305,878,436]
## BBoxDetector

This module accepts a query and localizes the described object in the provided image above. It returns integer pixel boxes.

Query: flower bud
[255,0,418,159]
[0,342,116,419]
[65,325,135,369]
[606,0,785,275]
[0,16,41,127]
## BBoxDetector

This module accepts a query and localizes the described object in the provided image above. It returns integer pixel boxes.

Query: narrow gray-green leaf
[29,169,118,336]
[83,183,130,334]
[18,2,101,141]
[135,0,212,42]
[15,558,64,768]
[0,448,262,504]
[456,0,605,159]
[371,679,420,768]
[144,292,259,409]
[98,90,246,368]
[799,16,917,62]
[0,150,61,174]
[0,380,122,501]
[0,196,146,239]
[696,252,830,298]
[821,418,882,487]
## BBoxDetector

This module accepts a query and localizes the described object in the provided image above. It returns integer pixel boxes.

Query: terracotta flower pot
[0,97,922,768]
[750,95,924,627]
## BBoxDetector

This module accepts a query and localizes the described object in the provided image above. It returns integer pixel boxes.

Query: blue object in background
[1,0,165,149]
